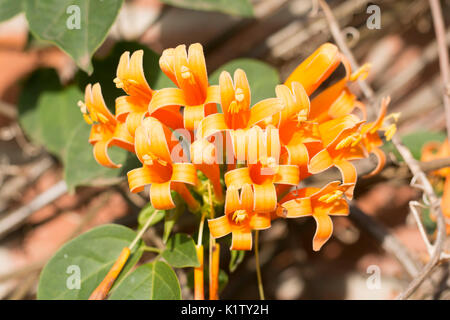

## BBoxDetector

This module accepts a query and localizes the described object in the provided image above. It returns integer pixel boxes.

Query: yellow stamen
[259,156,279,176]
[385,112,401,122]
[180,65,191,80]
[383,124,396,141]
[232,209,248,224]
[228,101,241,114]
[318,190,344,203]
[97,113,109,124]
[297,109,308,123]
[336,132,362,150]
[235,88,245,102]
[142,153,168,167]
[350,63,371,82]
[83,114,93,125]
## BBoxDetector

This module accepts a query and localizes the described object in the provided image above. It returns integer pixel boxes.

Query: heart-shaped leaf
[162,233,200,268]
[109,261,181,300]
[0,0,22,22]
[37,224,144,300]
[24,0,124,73]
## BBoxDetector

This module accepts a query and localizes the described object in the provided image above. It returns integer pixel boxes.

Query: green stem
[255,230,265,300]
[129,209,161,250]
[143,246,162,253]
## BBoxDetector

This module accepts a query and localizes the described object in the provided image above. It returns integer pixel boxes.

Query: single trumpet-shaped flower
[208,184,271,250]
[114,50,183,136]
[308,115,366,199]
[127,117,199,211]
[78,83,134,168]
[197,69,283,137]
[224,156,300,213]
[276,181,353,251]
[149,43,219,131]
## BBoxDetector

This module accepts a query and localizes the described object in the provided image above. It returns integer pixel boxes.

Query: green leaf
[37,224,144,300]
[0,0,22,22]
[159,0,253,17]
[18,68,63,147]
[229,250,245,273]
[38,86,84,158]
[76,41,173,108]
[162,233,200,268]
[210,58,280,111]
[64,122,139,191]
[383,130,446,161]
[138,204,165,230]
[24,0,124,73]
[109,261,181,300]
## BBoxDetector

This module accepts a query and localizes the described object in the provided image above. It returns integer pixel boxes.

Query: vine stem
[255,230,265,300]
[129,209,161,250]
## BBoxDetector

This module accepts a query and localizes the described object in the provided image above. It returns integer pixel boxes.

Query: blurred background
[0,0,449,300]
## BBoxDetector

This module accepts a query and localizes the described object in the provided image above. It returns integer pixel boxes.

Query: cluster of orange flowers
[78,43,398,252]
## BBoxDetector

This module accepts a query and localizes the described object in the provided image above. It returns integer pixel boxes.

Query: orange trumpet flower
[273,82,322,180]
[149,43,219,131]
[114,50,183,136]
[308,55,369,123]
[224,159,299,213]
[197,69,283,138]
[284,43,341,96]
[78,83,134,168]
[208,184,271,250]
[308,115,366,198]
[127,117,199,211]
[277,181,353,251]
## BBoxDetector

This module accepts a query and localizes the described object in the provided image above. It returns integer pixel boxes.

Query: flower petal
[274,165,300,185]
[312,213,333,251]
[196,113,228,139]
[249,212,271,230]
[171,163,197,185]
[363,147,386,178]
[308,149,334,174]
[93,139,120,169]
[285,143,309,166]
[208,215,232,239]
[148,87,187,115]
[247,98,283,128]
[184,103,218,132]
[127,166,165,193]
[253,183,277,213]
[224,167,252,188]
[328,199,349,216]
[334,159,357,199]
[278,198,313,218]
[230,231,252,251]
[285,43,340,95]
[150,181,175,210]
